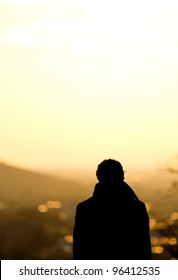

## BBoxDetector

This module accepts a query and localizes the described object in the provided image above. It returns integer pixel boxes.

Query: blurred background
[0,0,178,260]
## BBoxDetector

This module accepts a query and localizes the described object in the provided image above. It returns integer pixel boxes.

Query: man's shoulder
[130,198,146,208]
[77,197,94,209]
[129,199,148,216]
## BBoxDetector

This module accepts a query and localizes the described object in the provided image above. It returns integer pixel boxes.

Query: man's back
[73,182,151,260]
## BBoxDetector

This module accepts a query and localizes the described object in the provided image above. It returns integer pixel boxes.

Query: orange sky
[1,0,178,172]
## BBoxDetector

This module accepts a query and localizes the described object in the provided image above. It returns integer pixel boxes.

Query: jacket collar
[93,181,139,201]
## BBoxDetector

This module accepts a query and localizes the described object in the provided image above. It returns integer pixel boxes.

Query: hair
[96,159,124,183]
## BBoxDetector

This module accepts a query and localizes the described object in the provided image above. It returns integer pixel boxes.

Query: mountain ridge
[0,162,86,207]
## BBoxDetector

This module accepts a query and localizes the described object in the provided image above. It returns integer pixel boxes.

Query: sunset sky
[1,0,178,174]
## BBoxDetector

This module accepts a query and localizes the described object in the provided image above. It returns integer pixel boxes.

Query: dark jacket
[73,181,151,260]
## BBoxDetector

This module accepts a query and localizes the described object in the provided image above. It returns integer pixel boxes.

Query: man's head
[96,159,124,184]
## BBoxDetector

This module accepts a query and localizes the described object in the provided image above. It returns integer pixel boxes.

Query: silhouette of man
[73,159,151,260]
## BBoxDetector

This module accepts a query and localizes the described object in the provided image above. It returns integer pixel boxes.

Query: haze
[1,0,178,173]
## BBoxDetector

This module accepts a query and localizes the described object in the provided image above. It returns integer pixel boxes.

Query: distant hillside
[0,163,86,207]
[127,169,178,218]
[1,162,178,215]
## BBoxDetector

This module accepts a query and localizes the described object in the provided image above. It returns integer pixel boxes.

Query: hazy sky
[1,0,178,172]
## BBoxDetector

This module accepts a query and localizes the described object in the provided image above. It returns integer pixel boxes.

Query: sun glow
[1,0,178,170]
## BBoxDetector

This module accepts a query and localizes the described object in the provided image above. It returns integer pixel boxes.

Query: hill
[0,163,85,207]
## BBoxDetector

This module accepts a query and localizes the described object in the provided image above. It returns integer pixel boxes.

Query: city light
[170,212,178,221]
[46,200,62,209]
[58,212,67,221]
[54,201,62,209]
[46,200,55,208]
[64,235,73,244]
[152,246,164,254]
[168,238,177,246]
[37,204,48,213]
[151,237,159,245]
